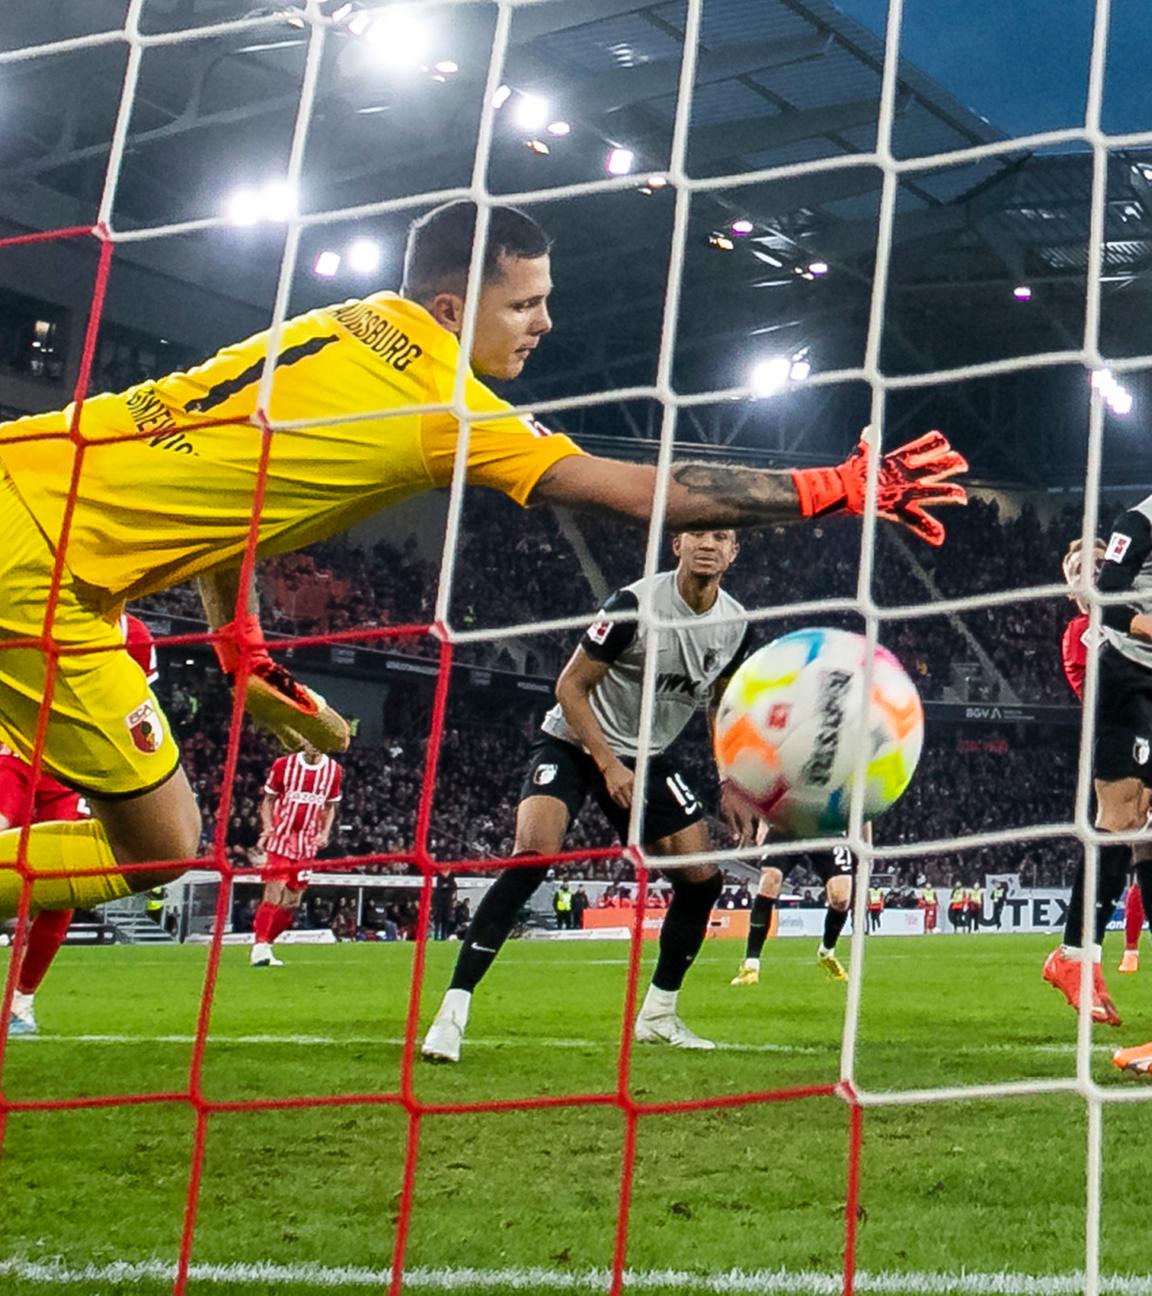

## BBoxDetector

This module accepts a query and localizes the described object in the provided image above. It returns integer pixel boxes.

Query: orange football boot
[1113,1041,1152,1075]
[1093,964,1122,1027]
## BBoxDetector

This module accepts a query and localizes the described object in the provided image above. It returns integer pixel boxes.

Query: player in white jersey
[250,744,342,967]
[422,530,757,1063]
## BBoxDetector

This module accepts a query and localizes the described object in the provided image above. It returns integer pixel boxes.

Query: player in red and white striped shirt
[4,614,158,1034]
[250,744,342,967]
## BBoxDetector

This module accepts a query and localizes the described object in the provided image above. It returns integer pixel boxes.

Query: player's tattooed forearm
[670,462,799,524]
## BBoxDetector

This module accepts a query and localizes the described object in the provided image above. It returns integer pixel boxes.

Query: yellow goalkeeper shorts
[0,465,180,799]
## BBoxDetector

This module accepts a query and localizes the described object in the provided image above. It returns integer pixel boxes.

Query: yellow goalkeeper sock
[0,820,132,917]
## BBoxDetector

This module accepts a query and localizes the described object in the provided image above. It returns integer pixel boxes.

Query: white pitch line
[3,1259,1152,1293]
[4,1032,1119,1059]
[9,1032,816,1053]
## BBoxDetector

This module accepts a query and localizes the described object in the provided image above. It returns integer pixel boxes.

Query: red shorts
[263,851,314,893]
[0,753,85,826]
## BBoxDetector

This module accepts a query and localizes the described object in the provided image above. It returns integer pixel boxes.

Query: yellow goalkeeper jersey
[0,293,581,613]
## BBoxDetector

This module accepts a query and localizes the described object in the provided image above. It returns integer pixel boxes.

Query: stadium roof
[1,0,1149,487]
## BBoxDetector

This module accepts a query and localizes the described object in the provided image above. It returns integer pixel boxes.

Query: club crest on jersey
[1106,532,1131,563]
[533,763,558,786]
[1135,737,1150,767]
[587,616,612,646]
[126,701,163,754]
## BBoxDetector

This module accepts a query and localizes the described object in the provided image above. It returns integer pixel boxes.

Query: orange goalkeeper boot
[1092,964,1122,1027]
[1113,1041,1152,1075]
[1042,947,1082,1010]
[1042,948,1121,1025]
[1119,949,1140,974]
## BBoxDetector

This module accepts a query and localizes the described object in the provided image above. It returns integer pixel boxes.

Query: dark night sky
[832,0,1151,139]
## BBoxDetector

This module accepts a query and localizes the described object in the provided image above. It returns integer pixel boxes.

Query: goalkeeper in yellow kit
[0,200,968,917]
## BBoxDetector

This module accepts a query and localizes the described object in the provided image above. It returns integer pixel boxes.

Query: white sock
[11,990,33,1015]
[641,985,677,1016]
[1061,944,1103,964]
[441,987,472,1024]
[817,946,832,959]
[743,957,760,970]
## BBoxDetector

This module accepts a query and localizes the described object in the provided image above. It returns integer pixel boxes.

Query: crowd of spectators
[876,729,1083,885]
[138,492,591,675]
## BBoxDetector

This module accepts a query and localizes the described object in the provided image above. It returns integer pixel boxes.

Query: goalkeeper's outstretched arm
[532,430,968,547]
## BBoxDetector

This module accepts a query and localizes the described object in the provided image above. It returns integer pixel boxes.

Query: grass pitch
[0,933,1148,1295]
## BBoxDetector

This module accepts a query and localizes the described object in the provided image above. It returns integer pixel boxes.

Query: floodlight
[1111,388,1134,415]
[492,84,512,109]
[730,219,754,236]
[225,188,262,226]
[1013,285,1032,301]
[546,120,571,137]
[807,261,829,276]
[314,250,341,277]
[789,359,811,382]
[749,357,791,397]
[526,139,550,155]
[1092,369,1134,415]
[607,148,634,176]
[347,239,381,274]
[264,180,297,220]
[364,7,430,67]
[514,94,550,132]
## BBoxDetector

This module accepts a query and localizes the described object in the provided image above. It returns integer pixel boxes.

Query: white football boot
[422,989,471,1064]
[251,942,284,968]
[8,990,37,1037]
[634,986,716,1051]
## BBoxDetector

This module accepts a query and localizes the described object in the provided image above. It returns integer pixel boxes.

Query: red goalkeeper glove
[213,614,351,753]
[791,429,968,546]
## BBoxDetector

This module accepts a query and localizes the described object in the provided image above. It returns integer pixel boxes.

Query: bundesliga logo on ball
[714,628,924,837]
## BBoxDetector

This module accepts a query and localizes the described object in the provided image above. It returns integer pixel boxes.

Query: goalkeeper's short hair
[402,199,552,304]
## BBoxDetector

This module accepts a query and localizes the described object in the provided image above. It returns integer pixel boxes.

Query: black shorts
[1095,645,1152,784]
[519,734,705,847]
[764,844,856,885]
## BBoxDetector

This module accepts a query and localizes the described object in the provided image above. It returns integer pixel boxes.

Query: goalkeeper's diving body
[0,199,967,919]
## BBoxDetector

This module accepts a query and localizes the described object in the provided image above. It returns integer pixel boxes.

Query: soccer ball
[714,627,924,837]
